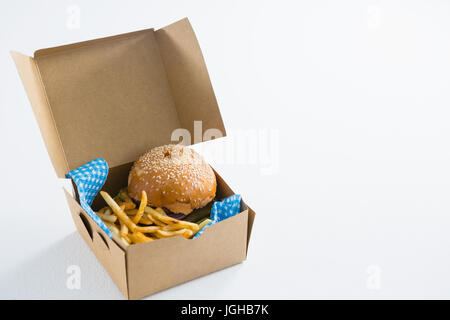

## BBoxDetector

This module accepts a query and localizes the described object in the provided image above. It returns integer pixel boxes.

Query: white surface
[2,0,450,299]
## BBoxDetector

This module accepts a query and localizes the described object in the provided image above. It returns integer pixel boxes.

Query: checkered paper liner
[192,194,242,239]
[66,159,112,238]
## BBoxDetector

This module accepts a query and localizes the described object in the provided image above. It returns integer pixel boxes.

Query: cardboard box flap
[13,18,225,177]
[11,52,69,177]
[155,18,225,142]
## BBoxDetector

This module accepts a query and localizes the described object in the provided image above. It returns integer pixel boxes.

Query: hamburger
[127,144,216,219]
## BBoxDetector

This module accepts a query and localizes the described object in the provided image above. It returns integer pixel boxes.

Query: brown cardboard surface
[11,52,69,177]
[155,18,226,140]
[245,206,256,253]
[34,29,154,58]
[34,28,180,172]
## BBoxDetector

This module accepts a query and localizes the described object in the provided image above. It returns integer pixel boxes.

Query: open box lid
[11,18,226,178]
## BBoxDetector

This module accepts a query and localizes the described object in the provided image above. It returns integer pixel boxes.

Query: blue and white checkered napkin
[193,194,242,239]
[66,159,112,238]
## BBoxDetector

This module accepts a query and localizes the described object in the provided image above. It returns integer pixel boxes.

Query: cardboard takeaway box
[11,18,255,299]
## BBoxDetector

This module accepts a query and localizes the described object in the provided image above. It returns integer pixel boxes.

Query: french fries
[100,191,137,231]
[104,222,120,237]
[129,232,154,243]
[155,207,167,215]
[132,191,147,224]
[134,226,160,233]
[98,207,108,214]
[144,207,165,226]
[191,218,212,237]
[198,218,212,230]
[145,207,199,232]
[139,216,154,225]
[161,223,190,231]
[156,228,193,239]
[118,188,133,202]
[97,189,207,245]
[116,201,136,210]
[125,209,138,216]
[96,211,117,223]
[120,220,128,237]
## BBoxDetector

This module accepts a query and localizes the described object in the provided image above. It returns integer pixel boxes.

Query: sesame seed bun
[127,144,216,215]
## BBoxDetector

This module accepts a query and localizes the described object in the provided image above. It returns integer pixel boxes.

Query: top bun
[128,144,216,215]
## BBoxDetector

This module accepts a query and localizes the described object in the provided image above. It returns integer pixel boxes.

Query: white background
[1,0,450,299]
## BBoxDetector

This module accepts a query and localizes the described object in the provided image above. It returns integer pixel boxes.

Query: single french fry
[136,232,155,242]
[119,205,129,236]
[161,223,187,231]
[129,232,154,243]
[125,209,138,216]
[154,207,173,226]
[198,218,212,230]
[97,212,117,223]
[138,216,154,225]
[127,234,137,243]
[100,191,137,232]
[143,208,165,226]
[118,188,133,202]
[132,212,143,224]
[105,222,128,248]
[120,221,128,236]
[162,224,178,231]
[146,207,199,232]
[115,189,136,209]
[104,222,128,248]
[119,232,131,246]
[155,207,167,216]
[143,213,157,224]
[191,219,213,238]
[101,191,124,213]
[98,207,108,214]
[132,191,147,224]
[156,229,181,237]
[134,226,160,233]
[122,233,131,242]
[117,201,136,210]
[153,232,164,239]
[182,229,194,238]
[105,222,120,237]
[156,228,192,239]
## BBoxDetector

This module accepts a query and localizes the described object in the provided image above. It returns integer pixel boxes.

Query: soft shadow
[147,262,247,299]
[0,232,124,299]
